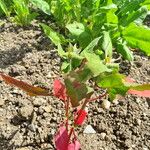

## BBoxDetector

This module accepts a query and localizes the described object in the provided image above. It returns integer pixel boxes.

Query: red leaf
[54,125,69,150]
[53,79,67,101]
[75,109,87,125]
[68,139,81,150]
[0,72,51,96]
[128,89,150,97]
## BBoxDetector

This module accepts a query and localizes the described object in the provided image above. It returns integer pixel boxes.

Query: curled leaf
[54,124,81,150]
[54,125,69,150]
[0,72,51,96]
[68,139,81,150]
[75,109,87,126]
[53,79,67,101]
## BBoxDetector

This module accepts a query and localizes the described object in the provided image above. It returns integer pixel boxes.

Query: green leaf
[81,37,101,54]
[84,52,111,77]
[97,73,125,88]
[106,9,118,24]
[30,0,51,15]
[77,67,92,82]
[40,23,66,46]
[131,84,150,91]
[117,0,144,16]
[96,73,129,101]
[99,4,117,12]
[98,0,118,24]
[141,0,150,10]
[123,23,150,56]
[121,6,148,26]
[102,31,112,60]
[108,86,129,101]
[0,0,10,17]
[61,61,69,73]
[78,30,92,48]
[116,40,134,61]
[64,78,88,107]
[66,22,85,36]
[57,44,67,58]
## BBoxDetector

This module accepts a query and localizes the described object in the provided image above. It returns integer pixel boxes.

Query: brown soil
[0,19,150,150]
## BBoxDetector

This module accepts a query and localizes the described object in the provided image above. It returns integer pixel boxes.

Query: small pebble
[0,99,5,106]
[28,124,36,132]
[33,98,46,106]
[101,100,111,109]
[83,125,96,134]
[43,105,51,113]
[19,105,33,119]
[100,132,106,140]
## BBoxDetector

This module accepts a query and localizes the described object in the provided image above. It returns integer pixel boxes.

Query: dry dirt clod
[0,99,5,106]
[33,98,46,106]
[19,105,33,119]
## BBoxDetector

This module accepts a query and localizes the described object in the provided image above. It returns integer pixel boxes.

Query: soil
[0,19,150,150]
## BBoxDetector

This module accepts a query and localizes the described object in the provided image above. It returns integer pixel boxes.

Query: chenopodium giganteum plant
[0,39,150,150]
[39,0,150,61]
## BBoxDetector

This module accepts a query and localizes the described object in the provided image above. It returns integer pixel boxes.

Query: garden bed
[0,19,150,150]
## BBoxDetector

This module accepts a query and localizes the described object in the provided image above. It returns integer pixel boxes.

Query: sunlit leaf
[68,139,81,150]
[53,79,67,101]
[123,23,150,56]
[0,72,51,96]
[64,76,88,107]
[117,40,134,61]
[84,52,111,77]
[74,109,87,126]
[54,125,68,150]
[102,31,112,60]
[66,22,85,36]
[30,0,51,15]
[40,23,66,46]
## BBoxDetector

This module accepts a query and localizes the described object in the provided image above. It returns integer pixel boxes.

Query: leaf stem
[65,97,70,131]
[88,92,107,102]
[68,127,74,144]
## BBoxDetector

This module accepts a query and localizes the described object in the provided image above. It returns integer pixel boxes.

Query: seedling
[0,51,149,149]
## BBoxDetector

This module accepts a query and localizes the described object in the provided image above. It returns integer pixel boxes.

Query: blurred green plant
[13,0,37,26]
[0,0,12,17]
[37,0,150,59]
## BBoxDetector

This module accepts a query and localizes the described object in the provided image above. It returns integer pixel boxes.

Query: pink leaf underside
[75,109,87,125]
[128,89,150,97]
[54,125,69,150]
[54,125,81,150]
[124,77,135,83]
[53,79,67,101]
[68,139,81,150]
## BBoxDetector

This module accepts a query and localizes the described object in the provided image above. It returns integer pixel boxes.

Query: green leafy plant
[13,0,37,26]
[39,0,150,60]
[0,0,12,17]
[0,0,150,149]
[0,40,150,149]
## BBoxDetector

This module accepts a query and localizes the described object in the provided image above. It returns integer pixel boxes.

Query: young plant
[0,41,150,150]
[13,0,37,26]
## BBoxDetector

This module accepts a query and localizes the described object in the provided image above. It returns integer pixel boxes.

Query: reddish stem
[67,92,107,143]
[65,97,70,131]
[88,92,107,102]
[68,127,74,143]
